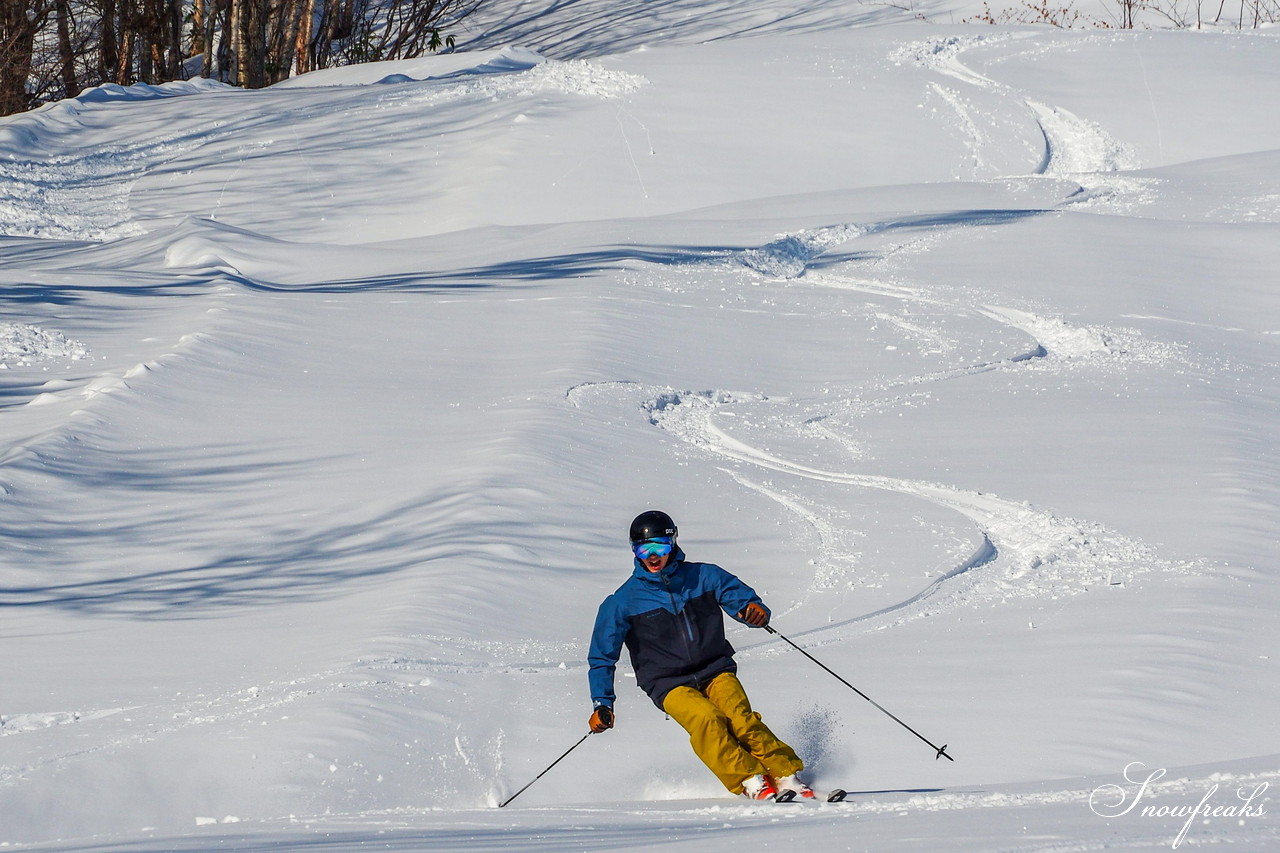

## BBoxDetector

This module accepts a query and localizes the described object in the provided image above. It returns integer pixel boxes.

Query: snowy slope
[2,1,1278,850]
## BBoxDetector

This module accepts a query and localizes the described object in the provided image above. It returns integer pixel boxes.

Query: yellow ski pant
[661,672,803,794]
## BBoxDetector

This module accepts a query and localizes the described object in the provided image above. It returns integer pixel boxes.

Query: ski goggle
[632,537,675,560]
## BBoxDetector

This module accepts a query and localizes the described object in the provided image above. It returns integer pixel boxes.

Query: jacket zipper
[662,574,696,647]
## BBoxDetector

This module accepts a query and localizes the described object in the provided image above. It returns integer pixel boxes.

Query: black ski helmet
[629,510,677,544]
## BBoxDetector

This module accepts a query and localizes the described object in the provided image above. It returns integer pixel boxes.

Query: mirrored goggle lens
[633,537,674,560]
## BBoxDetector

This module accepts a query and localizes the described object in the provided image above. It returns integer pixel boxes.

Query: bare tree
[53,0,79,94]
[1,0,479,115]
[311,0,473,71]
[1,1,55,114]
[968,0,1278,26]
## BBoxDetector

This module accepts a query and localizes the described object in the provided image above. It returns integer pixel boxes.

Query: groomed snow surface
[2,1,1278,850]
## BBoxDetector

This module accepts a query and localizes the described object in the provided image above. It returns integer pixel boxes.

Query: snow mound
[980,306,1116,359]
[980,305,1186,367]
[277,46,647,98]
[0,708,126,736]
[889,33,1013,87]
[0,78,227,153]
[0,323,89,369]
[730,224,866,279]
[275,46,546,88]
[890,34,1003,69]
[364,54,646,108]
[72,78,230,104]
[1030,101,1139,175]
[518,58,648,97]
[642,387,769,424]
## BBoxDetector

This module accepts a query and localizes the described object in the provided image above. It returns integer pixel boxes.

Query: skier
[587,510,814,801]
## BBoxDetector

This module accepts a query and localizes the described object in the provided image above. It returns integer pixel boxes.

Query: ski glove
[739,602,769,628]
[589,705,614,733]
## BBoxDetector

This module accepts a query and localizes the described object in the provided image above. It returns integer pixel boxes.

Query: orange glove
[589,705,614,733]
[739,602,769,627]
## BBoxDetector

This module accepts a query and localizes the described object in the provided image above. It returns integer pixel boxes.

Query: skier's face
[633,537,675,572]
[641,552,670,573]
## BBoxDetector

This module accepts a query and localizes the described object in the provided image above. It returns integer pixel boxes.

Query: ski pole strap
[764,626,954,762]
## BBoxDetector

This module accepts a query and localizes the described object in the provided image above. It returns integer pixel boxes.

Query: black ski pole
[498,731,594,807]
[764,625,954,762]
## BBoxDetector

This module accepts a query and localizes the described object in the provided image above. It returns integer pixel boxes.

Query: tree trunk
[99,0,119,82]
[271,0,303,84]
[0,1,51,115]
[229,0,242,85]
[201,0,216,78]
[53,0,79,96]
[294,0,315,75]
[167,0,182,79]
[192,0,205,57]
[115,0,136,84]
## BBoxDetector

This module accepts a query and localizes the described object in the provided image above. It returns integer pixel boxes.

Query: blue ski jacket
[588,549,769,710]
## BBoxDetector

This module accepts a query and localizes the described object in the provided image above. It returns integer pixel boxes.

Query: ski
[774,788,847,803]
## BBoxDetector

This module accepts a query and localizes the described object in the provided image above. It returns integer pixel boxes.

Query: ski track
[639,385,1190,637]
[0,136,187,242]
[892,33,1151,209]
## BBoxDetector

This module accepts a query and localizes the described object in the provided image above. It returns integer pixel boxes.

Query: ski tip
[775,789,797,803]
[827,788,847,802]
